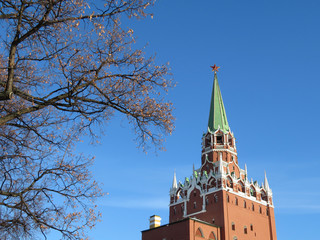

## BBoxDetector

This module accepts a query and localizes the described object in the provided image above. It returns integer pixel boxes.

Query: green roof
[208,73,230,133]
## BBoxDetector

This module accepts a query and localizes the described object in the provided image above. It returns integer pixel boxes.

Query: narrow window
[235,197,238,206]
[252,203,255,211]
[205,138,210,148]
[227,194,230,203]
[216,135,223,144]
[244,226,247,234]
[194,191,196,197]
[206,198,209,206]
[243,200,246,208]
[231,222,235,231]
[266,208,269,216]
[193,202,197,209]
[173,207,176,215]
[259,206,262,214]
[214,194,218,203]
[250,224,253,231]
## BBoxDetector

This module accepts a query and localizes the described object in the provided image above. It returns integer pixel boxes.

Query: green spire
[208,73,230,133]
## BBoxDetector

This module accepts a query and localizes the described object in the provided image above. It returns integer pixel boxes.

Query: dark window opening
[250,224,253,231]
[205,138,211,147]
[231,223,235,231]
[244,226,247,234]
[216,135,223,144]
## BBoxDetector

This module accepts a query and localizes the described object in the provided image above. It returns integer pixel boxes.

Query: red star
[210,64,220,72]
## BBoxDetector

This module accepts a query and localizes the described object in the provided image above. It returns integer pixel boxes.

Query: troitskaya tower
[142,66,277,240]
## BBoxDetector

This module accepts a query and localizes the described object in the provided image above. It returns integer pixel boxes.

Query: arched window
[231,222,235,231]
[227,176,233,188]
[261,190,267,201]
[216,134,223,144]
[205,135,211,148]
[244,226,248,234]
[238,180,245,193]
[195,227,204,237]
[209,177,216,188]
[176,189,181,200]
[250,186,256,197]
[209,232,217,240]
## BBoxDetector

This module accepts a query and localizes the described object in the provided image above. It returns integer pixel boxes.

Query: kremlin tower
[142,66,277,240]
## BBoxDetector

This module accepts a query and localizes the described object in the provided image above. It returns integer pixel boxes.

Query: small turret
[172,171,177,189]
[264,171,271,193]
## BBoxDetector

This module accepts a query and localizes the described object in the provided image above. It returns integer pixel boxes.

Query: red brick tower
[142,68,277,240]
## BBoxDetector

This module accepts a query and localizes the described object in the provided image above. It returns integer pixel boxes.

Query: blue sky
[50,0,320,239]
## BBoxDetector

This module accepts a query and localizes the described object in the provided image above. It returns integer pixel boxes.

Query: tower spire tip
[210,64,220,73]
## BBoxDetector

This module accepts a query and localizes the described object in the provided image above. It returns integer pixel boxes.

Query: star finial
[210,64,220,73]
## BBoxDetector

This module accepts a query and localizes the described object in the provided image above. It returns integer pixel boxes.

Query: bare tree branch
[0,0,173,239]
